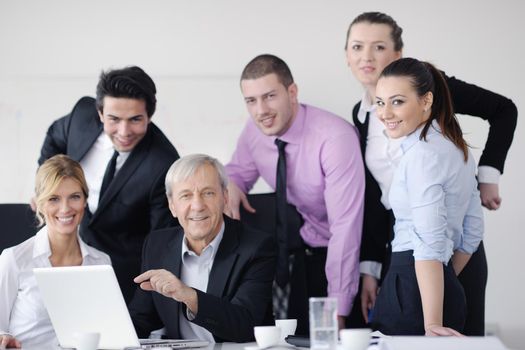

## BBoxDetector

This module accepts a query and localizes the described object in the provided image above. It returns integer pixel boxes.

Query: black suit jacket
[129,215,276,343]
[353,72,518,266]
[38,96,180,302]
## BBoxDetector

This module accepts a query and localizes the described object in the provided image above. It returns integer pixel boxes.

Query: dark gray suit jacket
[129,215,276,342]
[38,96,180,303]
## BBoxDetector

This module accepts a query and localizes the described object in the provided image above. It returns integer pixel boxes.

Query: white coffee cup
[339,328,371,350]
[275,319,297,344]
[254,326,281,349]
[73,331,100,350]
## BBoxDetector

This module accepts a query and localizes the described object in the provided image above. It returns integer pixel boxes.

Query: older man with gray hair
[129,154,276,343]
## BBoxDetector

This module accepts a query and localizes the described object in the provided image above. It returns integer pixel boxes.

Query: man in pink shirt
[225,54,364,334]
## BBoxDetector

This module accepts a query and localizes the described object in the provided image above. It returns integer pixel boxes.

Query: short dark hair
[95,66,157,117]
[345,12,404,51]
[240,54,294,87]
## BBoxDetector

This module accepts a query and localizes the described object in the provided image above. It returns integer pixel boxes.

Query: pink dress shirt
[226,103,364,315]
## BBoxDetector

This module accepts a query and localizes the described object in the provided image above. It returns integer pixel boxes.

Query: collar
[181,221,225,263]
[32,226,52,259]
[102,132,131,161]
[77,229,103,259]
[101,132,114,150]
[400,119,441,154]
[357,92,377,124]
[276,103,306,145]
[32,225,102,260]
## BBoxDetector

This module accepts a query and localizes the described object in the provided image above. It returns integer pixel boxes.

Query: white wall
[0,0,523,347]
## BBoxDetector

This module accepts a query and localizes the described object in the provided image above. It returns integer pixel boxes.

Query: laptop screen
[34,265,209,349]
[34,265,143,349]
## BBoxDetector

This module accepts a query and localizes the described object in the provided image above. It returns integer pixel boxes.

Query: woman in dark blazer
[344,12,517,335]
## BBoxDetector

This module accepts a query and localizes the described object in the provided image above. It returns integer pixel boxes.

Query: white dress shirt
[357,95,404,210]
[0,226,111,347]
[179,223,225,343]
[79,132,130,213]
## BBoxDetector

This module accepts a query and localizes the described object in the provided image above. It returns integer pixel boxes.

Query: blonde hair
[35,155,88,226]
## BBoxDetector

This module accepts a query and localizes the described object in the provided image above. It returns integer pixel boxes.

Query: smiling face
[375,76,433,139]
[42,177,86,238]
[98,96,151,152]
[241,73,298,136]
[167,163,228,253]
[346,22,402,92]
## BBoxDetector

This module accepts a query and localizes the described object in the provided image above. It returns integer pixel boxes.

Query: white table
[18,336,511,350]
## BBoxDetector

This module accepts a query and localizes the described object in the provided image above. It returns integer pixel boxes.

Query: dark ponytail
[423,62,468,161]
[380,58,468,161]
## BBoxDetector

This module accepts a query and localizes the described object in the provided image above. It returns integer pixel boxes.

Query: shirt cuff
[329,292,354,316]
[457,239,481,256]
[186,307,196,321]
[359,261,382,280]
[478,166,501,184]
[228,175,249,194]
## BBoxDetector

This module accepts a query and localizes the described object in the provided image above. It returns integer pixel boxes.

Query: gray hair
[165,154,229,197]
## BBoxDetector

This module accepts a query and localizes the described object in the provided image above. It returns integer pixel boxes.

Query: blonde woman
[0,155,110,348]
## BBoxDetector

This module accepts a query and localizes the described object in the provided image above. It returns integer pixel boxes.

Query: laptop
[33,265,209,349]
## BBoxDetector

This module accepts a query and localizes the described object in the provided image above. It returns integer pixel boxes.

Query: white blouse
[356,93,404,210]
[0,226,111,347]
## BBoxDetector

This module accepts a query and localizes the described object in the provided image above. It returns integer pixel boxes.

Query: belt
[303,244,327,256]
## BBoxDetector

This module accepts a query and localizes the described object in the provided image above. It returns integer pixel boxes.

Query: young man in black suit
[38,66,180,303]
[129,154,275,342]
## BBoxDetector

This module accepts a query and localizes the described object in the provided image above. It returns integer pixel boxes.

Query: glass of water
[309,297,338,350]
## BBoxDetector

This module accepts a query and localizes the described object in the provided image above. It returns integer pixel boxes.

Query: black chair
[240,193,277,233]
[240,192,303,247]
[0,203,38,251]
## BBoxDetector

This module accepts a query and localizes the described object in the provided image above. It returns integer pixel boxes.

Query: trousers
[372,250,466,335]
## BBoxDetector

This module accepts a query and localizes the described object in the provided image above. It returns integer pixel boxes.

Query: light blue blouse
[389,121,484,264]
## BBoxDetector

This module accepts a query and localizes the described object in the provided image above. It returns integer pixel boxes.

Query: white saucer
[244,346,260,350]
[244,344,296,350]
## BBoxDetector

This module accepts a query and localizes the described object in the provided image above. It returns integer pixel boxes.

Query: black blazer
[129,215,276,343]
[38,96,180,302]
[353,72,518,266]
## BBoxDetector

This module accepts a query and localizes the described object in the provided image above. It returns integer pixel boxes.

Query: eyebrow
[244,89,277,100]
[387,94,407,99]
[176,186,216,194]
[350,40,387,44]
[376,94,407,101]
[106,114,145,119]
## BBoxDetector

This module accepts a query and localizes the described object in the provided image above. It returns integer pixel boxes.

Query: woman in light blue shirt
[370,58,483,336]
